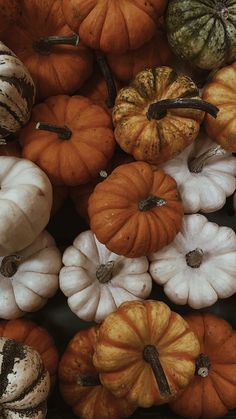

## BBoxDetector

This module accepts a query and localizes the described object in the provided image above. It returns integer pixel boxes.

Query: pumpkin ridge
[117,2,131,50]
[5,401,47,417]
[211,367,236,387]
[149,208,175,245]
[207,373,229,410]
[115,308,147,345]
[0,198,35,234]
[9,366,47,403]
[108,172,146,200]
[65,140,91,178]
[147,211,170,251]
[158,327,195,352]
[107,214,139,255]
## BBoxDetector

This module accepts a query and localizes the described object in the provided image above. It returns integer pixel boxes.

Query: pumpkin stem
[188,145,227,173]
[139,195,167,212]
[77,375,101,387]
[185,248,204,268]
[196,353,211,378]
[143,345,171,396]
[33,34,79,55]
[96,261,115,283]
[36,122,72,140]
[0,255,22,277]
[147,99,219,120]
[95,51,117,108]
[99,170,108,180]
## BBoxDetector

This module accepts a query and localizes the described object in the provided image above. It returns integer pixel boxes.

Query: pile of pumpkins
[0,0,236,418]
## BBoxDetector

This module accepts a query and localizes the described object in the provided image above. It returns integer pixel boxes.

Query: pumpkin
[149,214,236,309]
[112,67,218,164]
[0,42,35,140]
[161,131,236,213]
[0,337,50,418]
[0,318,59,388]
[203,62,236,151]
[2,0,93,100]
[0,0,20,34]
[20,95,115,186]
[60,230,152,323]
[51,185,68,216]
[93,300,200,408]
[62,0,168,54]
[88,161,184,258]
[59,326,136,419]
[106,30,173,83]
[166,0,236,71]
[170,313,236,419]
[0,156,52,255]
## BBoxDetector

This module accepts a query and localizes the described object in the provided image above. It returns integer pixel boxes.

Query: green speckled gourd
[166,0,236,70]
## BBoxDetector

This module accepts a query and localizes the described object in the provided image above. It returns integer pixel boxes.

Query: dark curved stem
[77,375,101,387]
[196,353,211,378]
[33,34,79,55]
[0,255,22,278]
[36,122,72,140]
[143,345,171,396]
[147,99,219,120]
[96,51,117,108]
[139,195,167,212]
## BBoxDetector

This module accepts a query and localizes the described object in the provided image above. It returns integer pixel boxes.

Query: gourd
[19,95,115,186]
[93,300,200,408]
[59,230,152,323]
[149,214,236,309]
[161,131,236,213]
[0,156,52,255]
[0,337,50,419]
[112,67,218,164]
[166,0,236,70]
[0,0,20,34]
[88,161,184,258]
[170,313,236,419]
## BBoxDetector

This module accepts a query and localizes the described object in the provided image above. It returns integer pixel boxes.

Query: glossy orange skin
[59,326,136,419]
[62,0,168,54]
[0,0,20,33]
[203,63,236,152]
[88,161,184,257]
[171,313,236,419]
[0,319,59,388]
[20,95,115,186]
[2,0,93,100]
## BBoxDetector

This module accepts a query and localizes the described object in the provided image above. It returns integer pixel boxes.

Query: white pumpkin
[161,131,236,213]
[59,230,152,323]
[0,42,35,140]
[0,156,52,255]
[149,214,236,309]
[0,337,50,419]
[0,230,62,319]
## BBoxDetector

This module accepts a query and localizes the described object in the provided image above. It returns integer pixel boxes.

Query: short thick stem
[0,255,22,277]
[33,34,79,55]
[186,248,204,268]
[139,195,167,212]
[143,345,171,396]
[189,145,227,173]
[36,122,72,140]
[147,98,219,120]
[77,375,101,387]
[96,51,117,108]
[196,353,211,378]
[96,261,115,284]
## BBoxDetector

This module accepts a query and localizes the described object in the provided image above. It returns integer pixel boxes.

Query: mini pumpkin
[0,0,20,34]
[149,214,236,309]
[112,67,218,164]
[88,161,184,258]
[93,300,200,408]
[20,95,115,186]
[161,131,236,213]
[59,230,152,323]
[0,337,50,418]
[171,313,236,419]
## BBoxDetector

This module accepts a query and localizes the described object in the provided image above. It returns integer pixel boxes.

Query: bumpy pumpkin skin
[113,67,205,165]
[62,0,168,54]
[59,326,136,419]
[171,313,236,419]
[0,0,20,34]
[203,63,236,151]
[88,161,184,258]
[93,300,200,408]
[166,0,236,70]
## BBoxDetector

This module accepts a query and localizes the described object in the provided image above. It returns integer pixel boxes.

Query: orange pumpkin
[20,95,115,186]
[93,300,200,408]
[62,0,168,54]
[59,326,136,419]
[0,0,20,34]
[203,62,236,151]
[2,0,93,100]
[170,313,236,419]
[88,161,184,258]
[0,318,59,388]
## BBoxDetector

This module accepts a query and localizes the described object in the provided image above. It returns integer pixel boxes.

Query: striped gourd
[0,42,35,139]
[166,0,236,70]
[0,337,50,419]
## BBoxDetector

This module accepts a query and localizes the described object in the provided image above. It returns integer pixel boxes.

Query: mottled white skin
[0,157,52,255]
[161,132,236,213]
[60,230,152,323]
[0,230,62,319]
[149,214,236,309]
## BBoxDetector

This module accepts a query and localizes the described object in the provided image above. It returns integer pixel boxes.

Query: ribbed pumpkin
[0,0,20,34]
[2,0,93,100]
[20,95,115,186]
[88,161,184,258]
[171,313,236,419]
[166,0,236,70]
[93,300,200,408]
[59,326,136,419]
